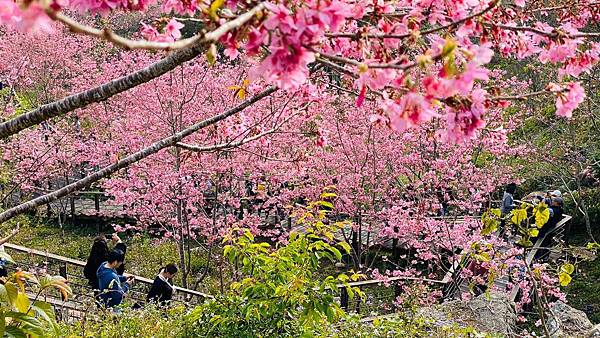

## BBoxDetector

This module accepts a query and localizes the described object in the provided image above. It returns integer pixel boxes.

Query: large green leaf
[511,209,528,226]
[559,272,572,287]
[14,293,30,313]
[4,326,27,338]
[534,205,550,228]
[31,301,58,336]
[0,283,18,307]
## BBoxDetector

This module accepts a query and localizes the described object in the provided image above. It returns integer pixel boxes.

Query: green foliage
[188,232,362,336]
[61,305,190,338]
[12,92,36,117]
[0,251,71,337]
[564,257,600,323]
[505,201,550,248]
[316,314,501,338]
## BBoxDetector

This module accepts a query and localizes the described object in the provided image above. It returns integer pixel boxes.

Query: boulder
[417,292,517,336]
[547,301,594,338]
[587,324,600,338]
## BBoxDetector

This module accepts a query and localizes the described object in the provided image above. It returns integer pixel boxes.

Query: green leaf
[441,37,457,58]
[528,228,539,237]
[4,312,43,337]
[31,302,58,335]
[560,263,575,275]
[316,201,334,209]
[559,272,572,287]
[206,44,217,66]
[511,209,528,226]
[481,209,500,236]
[320,192,337,199]
[517,239,534,247]
[0,283,18,307]
[4,326,27,338]
[0,311,5,338]
[586,242,600,250]
[534,205,550,228]
[208,0,225,20]
[473,252,490,262]
[14,293,30,313]
[338,241,352,254]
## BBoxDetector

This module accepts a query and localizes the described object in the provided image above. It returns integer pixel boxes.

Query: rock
[546,301,594,338]
[417,292,517,336]
[587,324,600,338]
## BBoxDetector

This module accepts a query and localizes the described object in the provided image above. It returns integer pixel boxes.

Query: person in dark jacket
[536,197,564,260]
[499,183,517,237]
[146,263,178,305]
[97,249,134,309]
[83,234,127,291]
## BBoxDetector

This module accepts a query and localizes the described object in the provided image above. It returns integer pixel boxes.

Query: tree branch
[51,4,265,51]
[176,113,292,152]
[0,87,277,225]
[0,5,264,139]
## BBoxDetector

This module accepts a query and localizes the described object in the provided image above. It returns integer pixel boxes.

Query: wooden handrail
[3,242,213,299]
[341,275,446,289]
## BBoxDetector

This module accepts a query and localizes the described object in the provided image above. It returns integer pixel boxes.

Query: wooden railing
[2,243,212,322]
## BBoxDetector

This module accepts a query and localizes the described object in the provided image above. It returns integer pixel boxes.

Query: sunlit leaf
[560,263,575,275]
[559,272,572,286]
[511,209,528,226]
[208,0,225,21]
[534,204,550,228]
[14,293,29,313]
[528,228,539,237]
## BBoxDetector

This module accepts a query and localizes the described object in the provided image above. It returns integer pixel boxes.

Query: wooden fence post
[94,193,100,213]
[340,287,349,311]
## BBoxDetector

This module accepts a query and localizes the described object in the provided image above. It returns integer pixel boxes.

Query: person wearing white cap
[550,190,562,198]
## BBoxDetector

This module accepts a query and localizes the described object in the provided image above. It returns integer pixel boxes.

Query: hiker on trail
[499,183,517,237]
[147,263,178,306]
[97,249,134,309]
[536,197,564,260]
[83,234,127,291]
[501,183,517,217]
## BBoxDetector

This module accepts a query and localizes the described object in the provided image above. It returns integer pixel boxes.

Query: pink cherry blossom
[555,82,585,118]
[165,18,184,40]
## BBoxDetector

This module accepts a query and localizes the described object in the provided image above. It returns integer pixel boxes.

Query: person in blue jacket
[97,249,134,309]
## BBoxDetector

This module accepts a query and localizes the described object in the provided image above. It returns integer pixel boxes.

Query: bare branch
[176,113,293,152]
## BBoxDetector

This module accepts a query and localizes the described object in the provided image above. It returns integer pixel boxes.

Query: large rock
[547,301,594,338]
[417,292,517,336]
[588,324,600,338]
